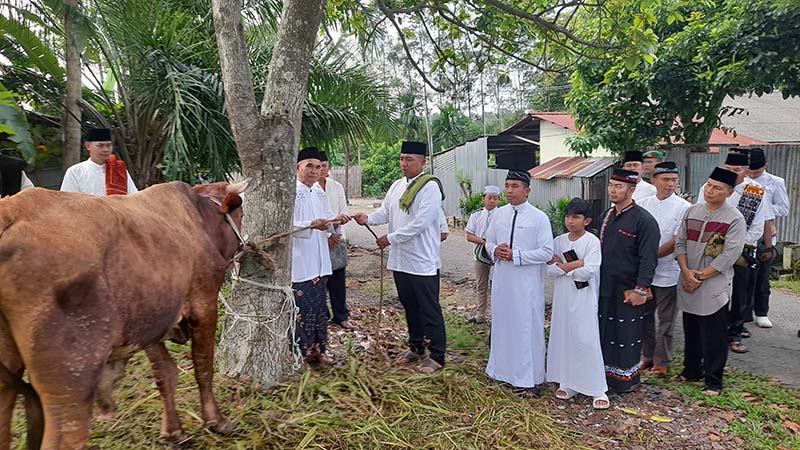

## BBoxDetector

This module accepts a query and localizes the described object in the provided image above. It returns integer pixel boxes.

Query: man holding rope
[293,147,351,366]
[354,141,447,374]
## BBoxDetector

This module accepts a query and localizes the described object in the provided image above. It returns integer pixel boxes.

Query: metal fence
[329,165,361,200]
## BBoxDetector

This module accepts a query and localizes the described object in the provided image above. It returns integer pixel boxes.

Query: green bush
[544,197,571,237]
[459,192,508,217]
[362,141,402,197]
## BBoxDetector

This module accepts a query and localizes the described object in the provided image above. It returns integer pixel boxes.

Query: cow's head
[193,180,249,264]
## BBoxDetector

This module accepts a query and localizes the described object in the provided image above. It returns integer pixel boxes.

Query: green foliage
[0,83,36,163]
[361,140,402,197]
[459,192,508,217]
[543,197,571,237]
[431,104,470,152]
[567,0,800,154]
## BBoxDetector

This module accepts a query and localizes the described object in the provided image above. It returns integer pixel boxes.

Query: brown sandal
[415,358,443,374]
[395,351,424,365]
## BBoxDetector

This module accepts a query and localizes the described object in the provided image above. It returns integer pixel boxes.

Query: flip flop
[593,394,610,410]
[395,351,424,365]
[555,387,577,400]
[415,358,443,374]
[729,342,749,353]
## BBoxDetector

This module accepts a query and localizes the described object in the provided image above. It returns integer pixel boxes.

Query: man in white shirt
[353,141,446,374]
[622,150,657,202]
[638,162,690,375]
[696,152,769,353]
[60,128,138,196]
[316,151,353,330]
[292,147,351,366]
[748,148,789,328]
[464,185,500,323]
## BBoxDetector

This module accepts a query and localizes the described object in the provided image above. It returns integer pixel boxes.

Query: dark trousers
[728,264,755,343]
[293,277,329,355]
[752,248,772,317]
[326,268,349,323]
[393,271,446,366]
[682,305,729,391]
[642,285,678,367]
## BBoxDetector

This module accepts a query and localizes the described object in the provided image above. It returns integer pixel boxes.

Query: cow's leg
[145,344,188,442]
[38,395,94,450]
[190,314,232,435]
[0,319,23,450]
[94,357,129,420]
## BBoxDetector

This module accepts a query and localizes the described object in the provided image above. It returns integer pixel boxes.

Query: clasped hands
[494,243,514,261]
[681,269,704,293]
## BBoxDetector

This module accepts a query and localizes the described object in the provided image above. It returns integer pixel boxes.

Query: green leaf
[0,82,36,163]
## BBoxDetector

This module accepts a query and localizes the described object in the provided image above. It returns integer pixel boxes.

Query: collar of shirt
[296,179,317,192]
[404,173,424,185]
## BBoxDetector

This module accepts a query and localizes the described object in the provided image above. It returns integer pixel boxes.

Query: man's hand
[310,218,330,231]
[336,214,351,225]
[681,270,703,293]
[377,235,390,249]
[547,255,562,265]
[759,247,776,263]
[328,234,341,249]
[494,243,513,261]
[623,290,648,306]
[353,213,369,225]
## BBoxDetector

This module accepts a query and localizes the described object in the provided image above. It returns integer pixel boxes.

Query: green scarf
[399,174,445,213]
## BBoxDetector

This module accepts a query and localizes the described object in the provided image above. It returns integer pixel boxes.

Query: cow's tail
[0,362,43,450]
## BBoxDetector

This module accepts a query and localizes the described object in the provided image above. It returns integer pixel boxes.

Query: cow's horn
[227,178,251,194]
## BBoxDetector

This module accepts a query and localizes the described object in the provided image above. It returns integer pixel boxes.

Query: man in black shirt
[598,168,660,393]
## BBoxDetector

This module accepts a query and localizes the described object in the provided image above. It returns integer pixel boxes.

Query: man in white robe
[622,150,657,201]
[546,198,608,408]
[484,169,553,395]
[60,128,138,196]
[292,147,350,365]
[316,151,352,329]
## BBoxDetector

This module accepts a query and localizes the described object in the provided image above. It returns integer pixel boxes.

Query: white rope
[217,272,303,371]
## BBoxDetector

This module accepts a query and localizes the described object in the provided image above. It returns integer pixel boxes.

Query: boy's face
[483,194,500,210]
[564,214,591,233]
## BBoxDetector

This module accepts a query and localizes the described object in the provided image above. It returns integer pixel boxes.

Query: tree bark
[211,0,327,386]
[343,136,350,198]
[62,0,82,170]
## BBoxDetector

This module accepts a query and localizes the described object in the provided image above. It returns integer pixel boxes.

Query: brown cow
[0,181,247,450]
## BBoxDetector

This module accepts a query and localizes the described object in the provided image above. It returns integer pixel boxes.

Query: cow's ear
[219,192,242,214]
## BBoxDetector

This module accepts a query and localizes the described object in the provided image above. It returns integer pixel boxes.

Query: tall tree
[62,0,82,169]
[211,0,327,385]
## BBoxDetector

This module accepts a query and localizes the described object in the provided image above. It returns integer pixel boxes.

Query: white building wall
[538,121,613,163]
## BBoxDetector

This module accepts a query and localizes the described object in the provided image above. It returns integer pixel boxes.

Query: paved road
[344,198,800,388]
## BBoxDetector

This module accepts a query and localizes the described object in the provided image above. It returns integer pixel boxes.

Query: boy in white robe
[484,170,553,396]
[546,198,609,409]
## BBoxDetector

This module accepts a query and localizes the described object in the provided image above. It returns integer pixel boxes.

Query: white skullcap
[483,185,500,195]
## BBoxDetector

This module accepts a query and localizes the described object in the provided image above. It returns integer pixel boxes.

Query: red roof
[530,112,767,146]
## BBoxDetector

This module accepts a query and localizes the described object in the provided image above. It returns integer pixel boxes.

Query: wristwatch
[694,272,703,281]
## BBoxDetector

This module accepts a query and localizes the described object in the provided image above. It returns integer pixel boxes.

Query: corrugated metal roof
[531,113,578,131]
[528,156,615,180]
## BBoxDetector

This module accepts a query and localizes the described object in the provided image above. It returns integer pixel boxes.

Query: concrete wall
[538,121,613,163]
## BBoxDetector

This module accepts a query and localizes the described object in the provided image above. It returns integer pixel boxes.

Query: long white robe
[484,202,553,387]
[545,232,608,397]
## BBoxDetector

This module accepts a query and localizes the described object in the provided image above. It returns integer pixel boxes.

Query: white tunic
[545,232,608,397]
[60,159,138,196]
[484,202,553,387]
[752,171,789,217]
[632,179,657,202]
[20,171,34,190]
[638,194,691,287]
[367,174,442,276]
[292,180,334,283]
[696,177,769,245]
[317,177,349,239]
[465,207,497,261]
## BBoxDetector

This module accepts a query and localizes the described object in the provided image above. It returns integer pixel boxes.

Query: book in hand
[563,249,589,290]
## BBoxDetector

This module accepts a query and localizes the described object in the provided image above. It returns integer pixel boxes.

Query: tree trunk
[62,0,82,170]
[211,0,327,386]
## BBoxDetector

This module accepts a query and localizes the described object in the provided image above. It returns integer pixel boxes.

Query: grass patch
[647,353,800,450]
[771,280,800,295]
